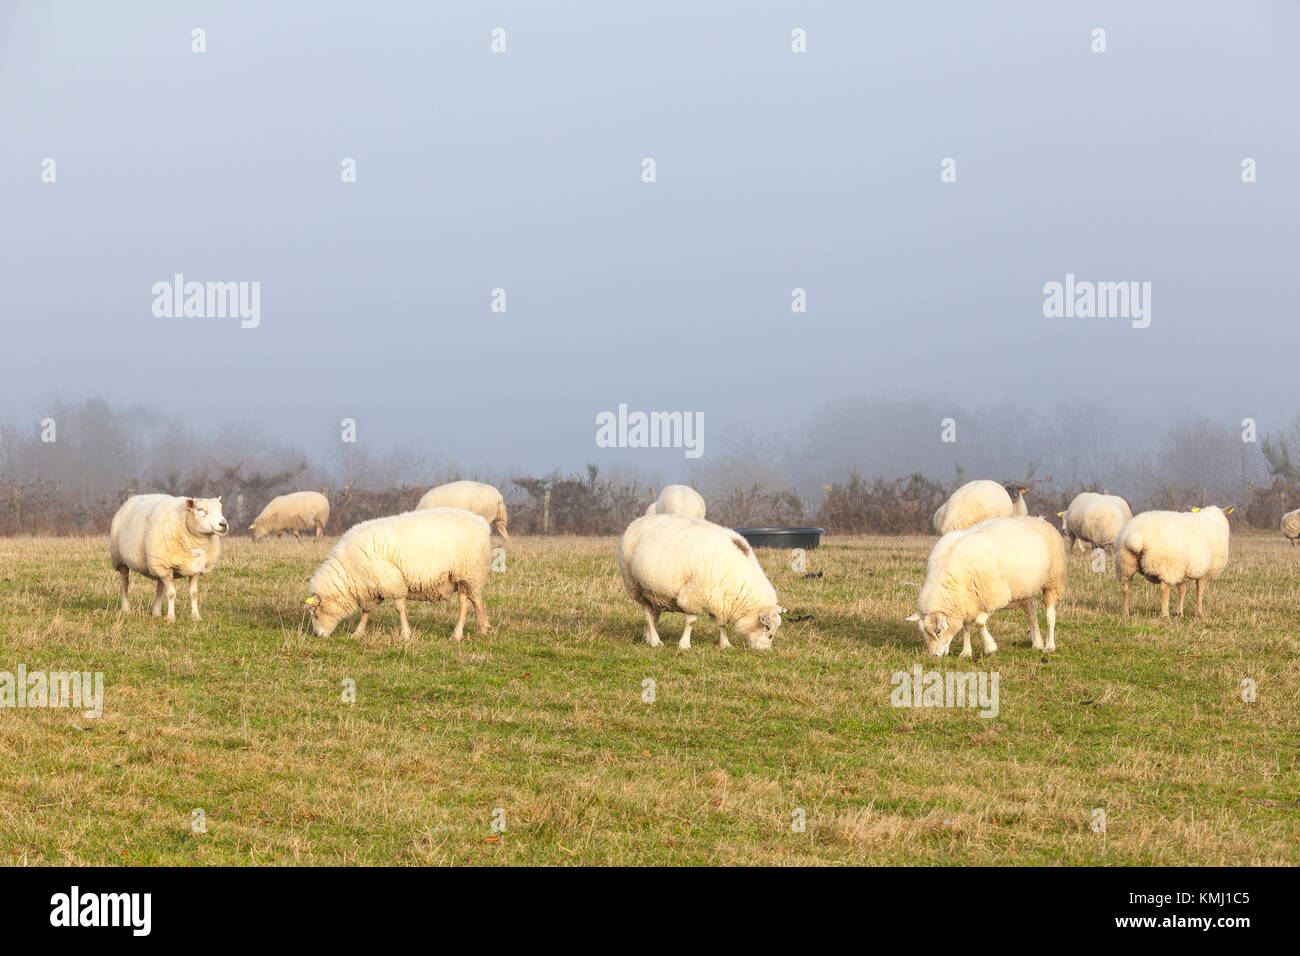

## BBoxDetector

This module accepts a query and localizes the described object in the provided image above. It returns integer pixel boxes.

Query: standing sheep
[1114,506,1232,618]
[416,480,508,539]
[906,516,1065,656]
[249,490,330,542]
[305,507,491,641]
[1281,509,1300,546]
[1009,485,1029,516]
[644,484,707,519]
[1058,492,1133,553]
[109,494,229,622]
[933,479,1014,534]
[618,513,785,650]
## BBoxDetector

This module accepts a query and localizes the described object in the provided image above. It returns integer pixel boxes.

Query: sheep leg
[1159,582,1170,618]
[714,617,732,649]
[1121,575,1131,617]
[976,613,997,655]
[151,578,164,616]
[117,567,130,612]
[353,611,369,637]
[642,606,663,647]
[189,575,202,621]
[163,576,177,622]
[1196,579,1206,617]
[467,584,489,635]
[1175,583,1186,617]
[1044,602,1057,652]
[958,624,973,658]
[315,522,323,539]
[1025,600,1044,650]
[677,614,698,649]
[394,597,412,641]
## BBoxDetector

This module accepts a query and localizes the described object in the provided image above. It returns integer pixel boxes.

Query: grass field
[1,531,1297,866]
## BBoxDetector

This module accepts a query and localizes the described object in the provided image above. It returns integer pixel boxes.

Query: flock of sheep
[907,479,1236,657]
[105,475,1290,657]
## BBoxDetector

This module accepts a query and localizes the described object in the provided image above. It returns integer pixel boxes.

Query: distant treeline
[5,397,1300,536]
[3,468,1298,537]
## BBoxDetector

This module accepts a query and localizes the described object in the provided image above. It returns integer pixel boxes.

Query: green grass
[0,532,1296,865]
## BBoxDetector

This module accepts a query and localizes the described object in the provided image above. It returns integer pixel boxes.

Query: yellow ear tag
[1190,507,1201,513]
[305,596,320,607]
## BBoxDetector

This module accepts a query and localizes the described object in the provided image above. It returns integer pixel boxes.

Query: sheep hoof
[646,636,662,648]
[677,636,691,649]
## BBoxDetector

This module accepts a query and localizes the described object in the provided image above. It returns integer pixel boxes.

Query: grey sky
[1,1,1296,482]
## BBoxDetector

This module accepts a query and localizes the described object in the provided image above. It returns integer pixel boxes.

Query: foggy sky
[2,0,1296,482]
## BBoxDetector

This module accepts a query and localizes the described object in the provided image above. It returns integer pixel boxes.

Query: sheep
[249,490,330,542]
[1057,492,1133,553]
[932,480,1014,534]
[109,494,229,622]
[1008,484,1029,516]
[304,507,491,641]
[644,483,707,519]
[416,480,508,539]
[618,513,785,650]
[1114,506,1232,618]
[1281,509,1300,546]
[906,516,1065,657]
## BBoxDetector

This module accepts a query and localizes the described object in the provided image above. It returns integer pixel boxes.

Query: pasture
[0,532,1296,865]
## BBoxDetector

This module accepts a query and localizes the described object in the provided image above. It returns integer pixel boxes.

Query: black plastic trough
[733,527,825,549]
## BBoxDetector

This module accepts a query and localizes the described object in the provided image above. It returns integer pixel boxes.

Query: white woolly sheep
[933,479,1014,534]
[1009,485,1029,516]
[618,513,784,650]
[907,516,1065,657]
[416,480,508,538]
[644,483,707,519]
[1281,509,1300,546]
[249,490,330,542]
[305,507,491,640]
[1057,492,1133,553]
[109,494,229,622]
[1114,506,1232,618]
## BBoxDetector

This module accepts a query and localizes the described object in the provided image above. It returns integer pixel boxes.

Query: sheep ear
[1056,511,1065,518]
[776,605,787,614]
[934,613,949,635]
[186,498,195,509]
[905,613,921,622]
[1225,506,1235,515]
[1190,507,1201,513]
[304,595,321,608]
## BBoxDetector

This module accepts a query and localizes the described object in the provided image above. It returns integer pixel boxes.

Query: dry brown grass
[0,531,1296,865]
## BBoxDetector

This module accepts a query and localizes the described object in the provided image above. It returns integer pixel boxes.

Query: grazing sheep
[644,483,707,519]
[618,513,784,650]
[249,490,330,542]
[1281,509,1300,546]
[1114,506,1232,618]
[416,480,508,539]
[109,494,229,622]
[933,480,1014,534]
[1058,492,1133,553]
[305,507,491,641]
[906,516,1065,657]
